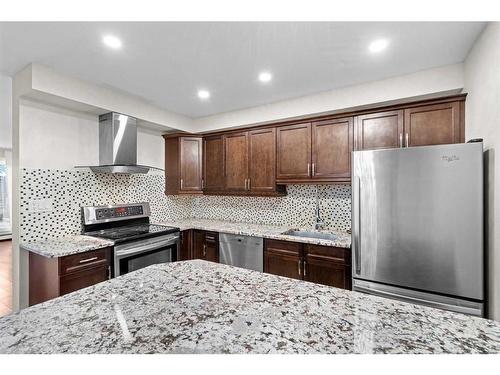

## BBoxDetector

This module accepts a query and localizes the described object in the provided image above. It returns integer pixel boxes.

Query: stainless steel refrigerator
[352,142,484,317]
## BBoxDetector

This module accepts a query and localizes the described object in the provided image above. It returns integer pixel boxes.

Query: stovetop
[84,224,179,243]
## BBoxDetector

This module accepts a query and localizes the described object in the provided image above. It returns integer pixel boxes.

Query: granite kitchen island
[0,260,499,354]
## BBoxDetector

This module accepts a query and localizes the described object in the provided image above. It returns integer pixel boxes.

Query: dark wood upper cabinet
[165,95,465,193]
[355,110,404,150]
[164,135,203,195]
[224,132,249,191]
[249,128,276,192]
[180,137,203,191]
[311,117,353,181]
[276,123,312,181]
[203,135,225,192]
[404,101,462,147]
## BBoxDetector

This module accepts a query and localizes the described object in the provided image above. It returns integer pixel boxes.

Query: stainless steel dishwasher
[219,233,263,272]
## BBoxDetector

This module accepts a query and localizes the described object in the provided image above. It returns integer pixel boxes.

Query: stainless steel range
[82,202,180,277]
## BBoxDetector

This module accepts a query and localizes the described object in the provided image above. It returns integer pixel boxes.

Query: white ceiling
[0,22,485,118]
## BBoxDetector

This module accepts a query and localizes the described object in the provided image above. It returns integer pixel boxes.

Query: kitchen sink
[281,229,340,241]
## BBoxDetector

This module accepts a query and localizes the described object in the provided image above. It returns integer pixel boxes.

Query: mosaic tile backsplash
[20,169,191,241]
[20,169,351,241]
[191,185,351,230]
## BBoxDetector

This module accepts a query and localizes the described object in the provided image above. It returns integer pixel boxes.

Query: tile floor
[0,240,12,317]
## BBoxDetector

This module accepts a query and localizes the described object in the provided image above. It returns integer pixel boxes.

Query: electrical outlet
[28,198,54,213]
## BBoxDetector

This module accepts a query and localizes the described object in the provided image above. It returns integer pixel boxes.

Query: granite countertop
[22,218,351,258]
[0,260,498,354]
[157,218,351,248]
[21,235,115,258]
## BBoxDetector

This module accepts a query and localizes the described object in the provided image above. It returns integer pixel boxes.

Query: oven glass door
[114,234,179,277]
[119,246,174,275]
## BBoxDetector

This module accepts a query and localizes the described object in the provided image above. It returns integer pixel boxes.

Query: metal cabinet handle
[298,259,301,276]
[203,243,207,257]
[79,256,98,264]
[307,163,311,177]
[201,179,205,189]
[303,260,307,277]
[180,179,184,190]
[247,178,251,190]
[405,133,409,147]
[108,265,112,280]
[399,133,403,148]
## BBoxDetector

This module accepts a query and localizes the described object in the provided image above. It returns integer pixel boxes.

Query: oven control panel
[95,205,144,220]
[83,202,151,225]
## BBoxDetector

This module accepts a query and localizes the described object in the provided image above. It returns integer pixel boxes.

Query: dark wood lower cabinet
[59,266,109,296]
[179,230,192,261]
[29,247,112,306]
[263,240,302,280]
[192,230,219,263]
[264,239,351,290]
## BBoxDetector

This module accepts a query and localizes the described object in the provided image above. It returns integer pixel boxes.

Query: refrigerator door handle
[352,176,361,275]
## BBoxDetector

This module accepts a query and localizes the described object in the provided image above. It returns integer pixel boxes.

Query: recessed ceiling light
[258,71,273,83]
[197,89,211,100]
[102,35,122,49]
[369,39,389,53]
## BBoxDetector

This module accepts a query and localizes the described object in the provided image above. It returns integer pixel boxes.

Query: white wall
[464,22,500,320]
[19,101,164,170]
[0,74,12,149]
[137,128,164,170]
[192,64,464,133]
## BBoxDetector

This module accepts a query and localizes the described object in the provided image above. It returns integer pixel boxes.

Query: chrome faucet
[313,186,325,230]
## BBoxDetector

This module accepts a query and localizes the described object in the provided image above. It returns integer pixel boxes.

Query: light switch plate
[28,198,54,213]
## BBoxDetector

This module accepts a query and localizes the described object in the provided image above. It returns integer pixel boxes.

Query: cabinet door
[264,251,302,280]
[179,230,192,261]
[404,102,461,147]
[224,132,249,191]
[304,245,351,290]
[304,255,350,289]
[203,232,219,263]
[249,128,276,192]
[192,230,205,260]
[179,137,203,192]
[355,110,403,150]
[60,266,109,296]
[276,123,311,180]
[203,135,225,191]
[264,240,302,280]
[311,117,353,180]
[192,230,219,262]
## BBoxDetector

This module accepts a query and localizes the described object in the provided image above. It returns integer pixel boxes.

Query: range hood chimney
[76,112,162,174]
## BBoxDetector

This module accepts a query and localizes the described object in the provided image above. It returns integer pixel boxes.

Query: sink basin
[281,229,340,241]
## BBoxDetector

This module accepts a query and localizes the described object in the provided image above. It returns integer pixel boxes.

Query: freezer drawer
[219,233,263,272]
[353,279,484,317]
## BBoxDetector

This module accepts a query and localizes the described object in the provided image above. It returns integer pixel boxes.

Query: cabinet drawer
[59,247,111,276]
[204,231,218,243]
[265,239,302,256]
[60,266,110,296]
[305,244,350,264]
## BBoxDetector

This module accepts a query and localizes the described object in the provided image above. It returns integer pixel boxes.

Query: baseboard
[0,234,12,241]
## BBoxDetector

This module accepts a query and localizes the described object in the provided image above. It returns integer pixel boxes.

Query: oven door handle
[115,237,179,258]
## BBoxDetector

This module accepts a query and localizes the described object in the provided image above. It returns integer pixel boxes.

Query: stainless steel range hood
[76,112,162,174]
